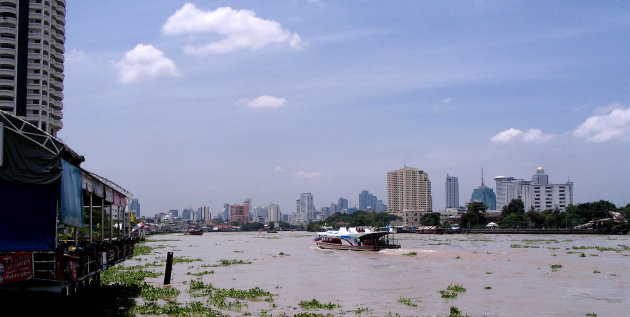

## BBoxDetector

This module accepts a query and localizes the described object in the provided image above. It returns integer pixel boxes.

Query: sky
[58,0,630,217]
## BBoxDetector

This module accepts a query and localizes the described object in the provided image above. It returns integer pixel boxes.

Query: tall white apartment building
[296,193,315,223]
[268,203,280,223]
[387,166,432,228]
[495,167,573,212]
[0,0,66,136]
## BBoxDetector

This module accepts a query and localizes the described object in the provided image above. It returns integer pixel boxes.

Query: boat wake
[380,248,442,256]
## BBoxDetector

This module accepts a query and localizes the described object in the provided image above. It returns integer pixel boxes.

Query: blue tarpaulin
[0,181,58,251]
[60,159,84,228]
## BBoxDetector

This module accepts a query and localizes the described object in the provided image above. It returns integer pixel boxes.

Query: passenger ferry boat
[313,227,400,251]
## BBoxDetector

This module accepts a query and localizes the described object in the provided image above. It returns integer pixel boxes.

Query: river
[131,231,630,316]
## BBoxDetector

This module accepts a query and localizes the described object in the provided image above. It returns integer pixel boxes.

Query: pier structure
[0,111,138,295]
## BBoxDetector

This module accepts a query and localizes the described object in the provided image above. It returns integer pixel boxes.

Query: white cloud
[573,106,630,142]
[274,166,285,173]
[491,128,523,143]
[114,44,179,84]
[237,95,287,109]
[491,128,553,144]
[292,171,322,178]
[522,129,554,143]
[441,97,452,104]
[162,4,301,55]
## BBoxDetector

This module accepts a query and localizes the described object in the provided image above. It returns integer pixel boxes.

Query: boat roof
[317,227,393,238]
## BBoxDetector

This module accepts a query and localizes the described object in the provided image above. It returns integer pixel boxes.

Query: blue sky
[58,1,630,216]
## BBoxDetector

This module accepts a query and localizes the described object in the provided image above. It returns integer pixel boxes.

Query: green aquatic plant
[299,298,341,310]
[440,290,458,298]
[187,270,215,276]
[397,297,418,307]
[510,244,540,248]
[172,257,203,264]
[210,259,253,267]
[593,270,600,274]
[139,283,180,301]
[132,244,154,256]
[404,251,417,256]
[440,284,466,298]
[279,252,290,256]
[551,264,562,272]
[585,313,597,317]
[484,286,492,290]
[449,306,471,317]
[134,301,224,316]
[447,284,466,292]
[100,265,161,285]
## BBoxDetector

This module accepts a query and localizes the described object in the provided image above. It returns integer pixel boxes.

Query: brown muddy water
[129,232,630,316]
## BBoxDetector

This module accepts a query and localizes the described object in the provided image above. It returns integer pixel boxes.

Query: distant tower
[471,168,497,210]
[130,199,140,217]
[359,190,377,211]
[445,175,459,208]
[531,166,549,185]
[337,197,348,214]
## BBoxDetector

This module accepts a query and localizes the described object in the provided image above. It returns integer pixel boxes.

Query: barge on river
[314,227,400,251]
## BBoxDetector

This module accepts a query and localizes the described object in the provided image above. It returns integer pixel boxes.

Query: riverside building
[387,166,432,228]
[494,167,573,212]
[0,0,66,136]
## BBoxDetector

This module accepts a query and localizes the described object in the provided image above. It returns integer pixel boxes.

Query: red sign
[0,251,34,285]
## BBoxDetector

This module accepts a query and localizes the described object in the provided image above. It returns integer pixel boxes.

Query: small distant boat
[313,227,400,251]
[415,226,445,234]
[186,226,203,235]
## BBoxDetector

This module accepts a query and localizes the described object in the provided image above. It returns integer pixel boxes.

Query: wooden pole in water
[164,252,174,285]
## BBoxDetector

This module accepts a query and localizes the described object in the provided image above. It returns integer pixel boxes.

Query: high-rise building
[376,200,387,212]
[130,198,140,218]
[296,193,315,222]
[387,166,432,228]
[0,1,66,136]
[199,205,210,221]
[222,203,230,221]
[470,170,496,210]
[445,175,459,208]
[268,203,280,223]
[182,208,193,220]
[359,190,378,211]
[169,209,179,218]
[337,197,348,214]
[230,202,249,224]
[495,167,573,212]
[253,206,268,223]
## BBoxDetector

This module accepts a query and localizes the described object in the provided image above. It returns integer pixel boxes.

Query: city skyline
[56,1,630,215]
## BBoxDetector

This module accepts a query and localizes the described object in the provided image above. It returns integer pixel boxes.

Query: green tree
[526,208,545,228]
[459,202,487,227]
[460,211,479,228]
[420,212,441,226]
[502,199,525,216]
[499,212,528,228]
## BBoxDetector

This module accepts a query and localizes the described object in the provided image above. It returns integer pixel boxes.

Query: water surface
[131,232,630,316]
